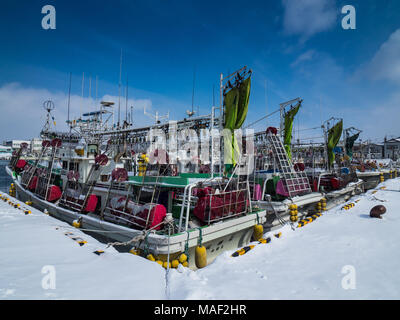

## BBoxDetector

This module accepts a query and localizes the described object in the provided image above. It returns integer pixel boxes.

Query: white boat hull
[7,166,267,269]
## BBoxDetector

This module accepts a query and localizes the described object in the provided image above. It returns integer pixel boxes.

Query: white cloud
[0,83,153,141]
[290,49,316,67]
[282,0,337,41]
[362,29,400,83]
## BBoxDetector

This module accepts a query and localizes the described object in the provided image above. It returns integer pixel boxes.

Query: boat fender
[253,224,264,241]
[163,261,171,269]
[182,261,189,268]
[72,217,82,228]
[195,246,207,269]
[155,260,163,266]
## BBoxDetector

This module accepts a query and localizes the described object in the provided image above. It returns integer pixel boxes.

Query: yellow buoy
[178,253,187,264]
[146,254,156,261]
[72,219,81,228]
[253,224,264,241]
[129,248,139,255]
[163,261,171,269]
[171,260,179,268]
[182,261,189,268]
[156,260,163,266]
[195,245,207,269]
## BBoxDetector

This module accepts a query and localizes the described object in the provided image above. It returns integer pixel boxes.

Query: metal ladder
[267,132,311,198]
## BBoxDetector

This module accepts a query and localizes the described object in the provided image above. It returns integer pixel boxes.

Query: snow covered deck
[1,178,400,299]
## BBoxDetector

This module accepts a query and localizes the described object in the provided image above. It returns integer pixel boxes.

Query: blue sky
[0,0,399,143]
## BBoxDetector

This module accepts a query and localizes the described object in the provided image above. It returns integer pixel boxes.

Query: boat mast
[118,49,122,129]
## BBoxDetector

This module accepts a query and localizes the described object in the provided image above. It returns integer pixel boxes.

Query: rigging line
[297,135,325,140]
[244,108,281,129]
[297,126,321,132]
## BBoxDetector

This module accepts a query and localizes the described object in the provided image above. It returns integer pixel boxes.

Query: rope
[244,108,280,129]
[197,227,203,247]
[143,232,150,256]
[104,217,168,249]
[184,230,190,259]
[165,223,171,299]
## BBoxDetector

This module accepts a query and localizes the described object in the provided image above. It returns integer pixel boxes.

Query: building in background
[384,137,400,160]
[0,145,12,160]
[4,140,31,151]
[30,138,43,155]
[353,142,384,160]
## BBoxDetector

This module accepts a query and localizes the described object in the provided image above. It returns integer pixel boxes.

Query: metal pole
[219,73,223,175]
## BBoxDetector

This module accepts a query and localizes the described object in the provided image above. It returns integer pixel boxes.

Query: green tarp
[327,120,343,167]
[223,77,251,172]
[345,132,360,159]
[283,102,301,160]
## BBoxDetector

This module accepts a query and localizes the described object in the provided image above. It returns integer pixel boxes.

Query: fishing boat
[6,67,268,270]
[303,119,364,209]
[250,99,324,230]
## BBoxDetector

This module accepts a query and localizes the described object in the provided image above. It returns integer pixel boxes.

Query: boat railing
[178,177,251,232]
[94,182,126,191]
[102,191,164,230]
[59,181,84,211]
[35,174,52,199]
[20,165,36,188]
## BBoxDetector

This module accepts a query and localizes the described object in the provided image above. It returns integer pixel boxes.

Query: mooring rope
[165,223,171,300]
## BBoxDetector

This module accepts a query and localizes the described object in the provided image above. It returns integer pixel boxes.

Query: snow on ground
[0,193,166,300]
[169,178,400,300]
[1,179,400,300]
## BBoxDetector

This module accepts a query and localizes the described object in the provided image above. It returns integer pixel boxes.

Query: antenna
[118,48,122,128]
[125,75,128,123]
[42,100,56,133]
[67,72,72,130]
[192,67,195,114]
[186,67,196,117]
[89,74,92,101]
[264,79,267,128]
[144,106,169,124]
[81,72,85,118]
[95,75,98,106]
